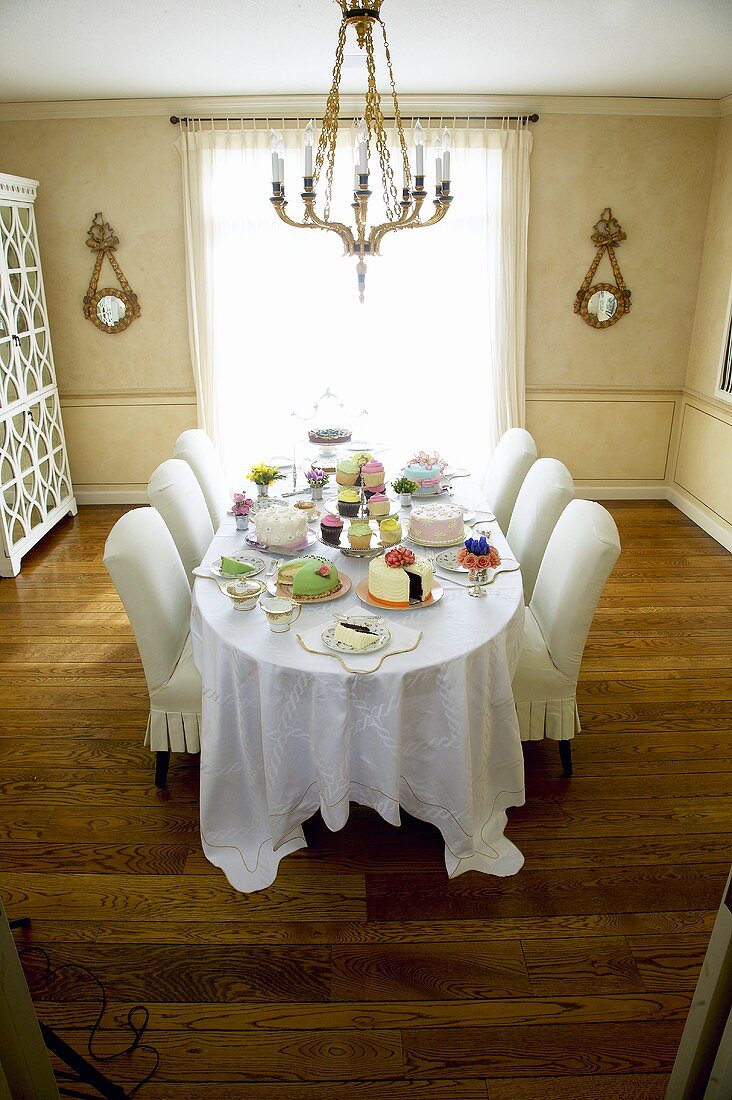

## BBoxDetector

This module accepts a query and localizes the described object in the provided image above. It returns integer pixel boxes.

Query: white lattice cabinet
[0,173,76,577]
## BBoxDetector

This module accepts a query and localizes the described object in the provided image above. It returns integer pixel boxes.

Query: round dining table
[190,492,526,893]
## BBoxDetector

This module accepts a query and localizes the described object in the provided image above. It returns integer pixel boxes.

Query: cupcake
[337,489,361,518]
[367,492,390,518]
[321,513,344,545]
[361,460,385,489]
[351,451,373,468]
[379,516,402,546]
[336,459,360,486]
[348,522,373,550]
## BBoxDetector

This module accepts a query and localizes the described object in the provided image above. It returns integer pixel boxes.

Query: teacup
[224,579,264,611]
[260,595,302,632]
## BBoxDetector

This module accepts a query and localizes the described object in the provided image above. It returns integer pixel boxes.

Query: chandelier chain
[314,19,347,221]
[364,28,401,220]
[380,20,412,190]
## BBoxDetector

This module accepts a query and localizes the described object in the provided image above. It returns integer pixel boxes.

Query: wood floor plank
[51,1028,405,1083]
[0,842,191,875]
[627,934,710,991]
[366,865,728,921]
[521,936,645,993]
[330,942,532,1001]
[22,944,332,1003]
[137,1081,487,1099]
[2,871,367,922]
[49,909,712,946]
[34,990,692,1031]
[484,1073,668,1099]
[402,1021,683,1079]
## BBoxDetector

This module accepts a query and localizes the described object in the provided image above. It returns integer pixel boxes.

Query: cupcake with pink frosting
[361,459,385,489]
[367,492,390,518]
[320,513,344,545]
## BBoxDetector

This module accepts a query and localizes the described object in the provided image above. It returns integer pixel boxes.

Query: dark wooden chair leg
[558,740,573,777]
[155,750,171,788]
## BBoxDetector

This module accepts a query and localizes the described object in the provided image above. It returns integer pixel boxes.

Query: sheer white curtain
[179,121,532,482]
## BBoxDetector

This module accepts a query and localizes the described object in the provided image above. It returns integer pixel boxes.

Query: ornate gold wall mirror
[83,213,140,333]
[574,208,631,329]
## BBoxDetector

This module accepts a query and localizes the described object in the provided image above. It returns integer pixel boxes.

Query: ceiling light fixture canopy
[269,0,453,302]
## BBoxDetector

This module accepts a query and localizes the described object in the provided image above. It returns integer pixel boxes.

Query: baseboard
[75,489,147,505]
[668,487,732,553]
[574,483,670,500]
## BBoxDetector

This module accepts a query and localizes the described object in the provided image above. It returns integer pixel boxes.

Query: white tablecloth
[190,495,526,893]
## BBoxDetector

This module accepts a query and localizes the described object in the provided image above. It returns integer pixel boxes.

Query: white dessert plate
[246,530,318,556]
[406,526,475,549]
[321,618,391,655]
[267,571,352,604]
[355,578,444,611]
[210,552,266,580]
[435,548,521,577]
[443,467,470,480]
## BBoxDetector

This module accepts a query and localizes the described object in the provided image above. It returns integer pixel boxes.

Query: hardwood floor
[1,501,730,1098]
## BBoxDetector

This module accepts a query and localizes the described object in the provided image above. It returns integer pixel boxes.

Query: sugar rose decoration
[408,450,448,473]
[385,546,416,568]
[317,563,332,577]
[457,535,500,571]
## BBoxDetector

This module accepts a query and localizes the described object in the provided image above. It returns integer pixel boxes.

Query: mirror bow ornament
[574,208,631,329]
[83,213,141,333]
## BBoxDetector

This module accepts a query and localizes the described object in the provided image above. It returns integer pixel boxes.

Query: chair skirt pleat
[145,709,201,753]
[516,697,580,742]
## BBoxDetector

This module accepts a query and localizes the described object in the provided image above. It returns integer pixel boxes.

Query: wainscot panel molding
[0,94,725,123]
[60,398,196,494]
[526,388,679,484]
[670,393,732,551]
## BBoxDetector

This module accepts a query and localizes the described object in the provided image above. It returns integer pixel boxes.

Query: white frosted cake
[408,502,464,545]
[253,506,308,548]
[368,548,433,607]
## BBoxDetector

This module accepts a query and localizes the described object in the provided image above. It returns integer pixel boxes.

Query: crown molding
[0,92,725,123]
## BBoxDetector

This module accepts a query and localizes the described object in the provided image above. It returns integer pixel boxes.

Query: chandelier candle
[269,0,454,303]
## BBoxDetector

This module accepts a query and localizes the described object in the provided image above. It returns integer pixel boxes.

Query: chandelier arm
[368,195,423,254]
[301,197,356,253]
[380,19,411,188]
[370,196,452,254]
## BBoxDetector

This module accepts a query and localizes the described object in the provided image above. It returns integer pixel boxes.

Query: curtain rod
[170,113,539,125]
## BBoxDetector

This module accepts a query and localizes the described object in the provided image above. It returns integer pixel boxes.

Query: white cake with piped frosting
[368,549,433,606]
[253,506,308,548]
[408,502,464,545]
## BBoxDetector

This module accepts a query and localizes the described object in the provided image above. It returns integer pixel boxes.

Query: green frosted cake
[277,557,340,599]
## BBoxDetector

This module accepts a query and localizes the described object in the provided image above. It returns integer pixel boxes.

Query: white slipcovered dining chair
[173,428,229,528]
[506,457,575,603]
[482,428,538,531]
[147,459,214,588]
[103,508,201,787]
[512,499,620,776]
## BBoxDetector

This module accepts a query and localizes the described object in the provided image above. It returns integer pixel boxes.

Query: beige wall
[669,114,732,545]
[525,113,719,490]
[0,109,723,499]
[0,115,196,498]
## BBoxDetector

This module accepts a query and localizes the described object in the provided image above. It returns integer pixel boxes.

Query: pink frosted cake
[408,502,465,545]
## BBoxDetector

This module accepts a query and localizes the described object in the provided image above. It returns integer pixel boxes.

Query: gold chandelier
[269,0,453,302]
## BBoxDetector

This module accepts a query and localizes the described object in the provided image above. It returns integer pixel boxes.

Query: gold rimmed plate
[355,578,444,611]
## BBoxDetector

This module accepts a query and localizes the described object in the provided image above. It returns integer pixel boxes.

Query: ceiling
[1,0,731,103]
